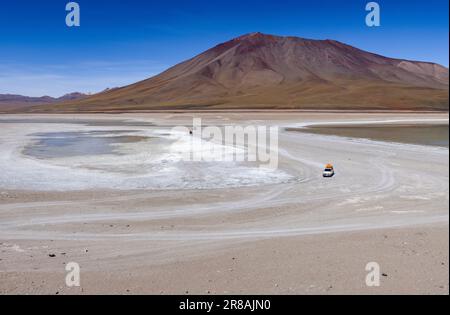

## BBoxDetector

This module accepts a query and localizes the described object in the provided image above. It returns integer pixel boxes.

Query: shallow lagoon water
[290,124,449,148]
[24,131,149,159]
[0,118,294,190]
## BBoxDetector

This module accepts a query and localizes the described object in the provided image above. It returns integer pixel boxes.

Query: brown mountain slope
[29,33,449,112]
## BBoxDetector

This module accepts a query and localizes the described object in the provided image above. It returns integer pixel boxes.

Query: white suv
[323,166,335,177]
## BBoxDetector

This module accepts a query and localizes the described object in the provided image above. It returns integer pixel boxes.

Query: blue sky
[0,0,448,97]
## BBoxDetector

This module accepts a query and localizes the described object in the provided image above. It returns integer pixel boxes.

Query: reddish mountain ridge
[28,33,450,112]
[0,92,87,111]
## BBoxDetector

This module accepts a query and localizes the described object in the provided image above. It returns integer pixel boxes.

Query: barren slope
[26,33,449,112]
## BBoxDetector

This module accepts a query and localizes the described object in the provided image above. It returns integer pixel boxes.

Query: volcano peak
[29,33,449,112]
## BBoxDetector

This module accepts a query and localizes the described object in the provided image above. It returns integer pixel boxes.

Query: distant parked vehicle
[323,164,335,177]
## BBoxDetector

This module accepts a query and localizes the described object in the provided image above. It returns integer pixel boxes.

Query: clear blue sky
[0,0,448,97]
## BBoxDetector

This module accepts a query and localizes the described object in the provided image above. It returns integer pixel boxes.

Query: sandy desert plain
[0,111,448,295]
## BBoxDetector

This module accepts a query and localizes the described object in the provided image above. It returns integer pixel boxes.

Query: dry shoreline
[0,112,448,294]
[1,224,448,295]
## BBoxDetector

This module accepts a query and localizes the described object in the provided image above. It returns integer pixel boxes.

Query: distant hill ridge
[0,92,87,111]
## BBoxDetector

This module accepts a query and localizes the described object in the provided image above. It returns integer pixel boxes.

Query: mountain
[26,33,450,112]
[0,92,88,112]
[56,92,88,101]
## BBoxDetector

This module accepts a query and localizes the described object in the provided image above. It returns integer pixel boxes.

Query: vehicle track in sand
[0,114,447,243]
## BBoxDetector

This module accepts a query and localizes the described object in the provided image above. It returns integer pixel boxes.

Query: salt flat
[0,112,448,294]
